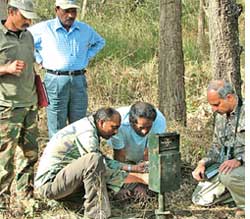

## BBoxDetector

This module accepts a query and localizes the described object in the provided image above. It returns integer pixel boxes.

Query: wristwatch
[236,156,244,166]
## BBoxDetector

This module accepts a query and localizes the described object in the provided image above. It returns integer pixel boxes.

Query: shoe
[235,209,245,219]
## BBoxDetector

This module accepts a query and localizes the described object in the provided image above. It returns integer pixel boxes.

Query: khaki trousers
[38,153,111,219]
[219,165,245,209]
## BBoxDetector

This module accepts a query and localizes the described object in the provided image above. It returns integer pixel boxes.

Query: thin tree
[80,0,88,19]
[0,0,8,20]
[158,0,186,126]
[208,0,243,99]
[197,0,207,57]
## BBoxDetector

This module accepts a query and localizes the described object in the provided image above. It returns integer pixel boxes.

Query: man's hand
[219,159,241,174]
[4,60,26,76]
[192,161,206,181]
[133,161,149,173]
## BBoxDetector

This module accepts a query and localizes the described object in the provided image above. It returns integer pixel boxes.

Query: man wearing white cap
[0,0,39,214]
[29,0,106,139]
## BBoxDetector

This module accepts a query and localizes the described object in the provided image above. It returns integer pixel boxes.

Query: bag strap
[220,98,242,161]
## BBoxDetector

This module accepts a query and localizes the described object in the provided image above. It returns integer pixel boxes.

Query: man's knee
[219,166,244,187]
[219,173,232,187]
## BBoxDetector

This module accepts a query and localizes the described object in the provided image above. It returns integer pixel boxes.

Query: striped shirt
[28,17,105,71]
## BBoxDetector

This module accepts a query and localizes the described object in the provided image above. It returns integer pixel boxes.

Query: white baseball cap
[55,0,80,10]
[8,0,38,19]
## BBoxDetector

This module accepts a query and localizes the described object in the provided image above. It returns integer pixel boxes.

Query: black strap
[47,69,86,76]
[234,98,242,139]
[220,98,242,161]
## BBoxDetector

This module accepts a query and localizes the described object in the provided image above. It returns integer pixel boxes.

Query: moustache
[22,23,30,29]
[65,18,74,22]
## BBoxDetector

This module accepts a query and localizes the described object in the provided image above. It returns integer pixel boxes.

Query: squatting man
[192,80,245,218]
[35,107,149,219]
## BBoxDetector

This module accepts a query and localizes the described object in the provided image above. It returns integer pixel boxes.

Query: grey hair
[129,101,157,124]
[93,107,120,122]
[207,80,235,98]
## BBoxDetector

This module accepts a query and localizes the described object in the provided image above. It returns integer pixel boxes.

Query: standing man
[192,80,245,218]
[108,101,167,165]
[0,0,38,213]
[29,0,105,138]
[35,107,148,219]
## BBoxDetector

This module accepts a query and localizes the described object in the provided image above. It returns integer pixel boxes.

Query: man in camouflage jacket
[35,107,149,219]
[0,0,38,213]
[192,80,245,217]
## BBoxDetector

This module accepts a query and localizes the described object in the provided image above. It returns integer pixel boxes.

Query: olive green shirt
[0,21,37,107]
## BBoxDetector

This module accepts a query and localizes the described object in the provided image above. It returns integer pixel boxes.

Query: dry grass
[4,100,237,219]
[5,0,243,217]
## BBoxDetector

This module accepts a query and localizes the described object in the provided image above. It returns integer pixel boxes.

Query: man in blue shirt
[29,0,105,138]
[108,101,167,168]
[107,102,166,200]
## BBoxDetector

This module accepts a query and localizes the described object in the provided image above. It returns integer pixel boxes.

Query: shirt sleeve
[75,131,100,155]
[234,106,245,161]
[154,110,167,133]
[104,156,123,170]
[86,28,105,60]
[202,114,221,165]
[28,24,43,64]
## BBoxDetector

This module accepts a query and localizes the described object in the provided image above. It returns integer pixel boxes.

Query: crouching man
[192,80,245,218]
[35,107,148,219]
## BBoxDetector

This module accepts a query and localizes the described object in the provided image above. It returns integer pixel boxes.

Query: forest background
[14,0,247,218]
[35,0,245,165]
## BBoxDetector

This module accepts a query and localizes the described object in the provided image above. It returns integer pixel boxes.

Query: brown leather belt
[47,69,86,76]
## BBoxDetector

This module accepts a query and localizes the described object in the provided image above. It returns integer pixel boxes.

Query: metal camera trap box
[148,132,181,193]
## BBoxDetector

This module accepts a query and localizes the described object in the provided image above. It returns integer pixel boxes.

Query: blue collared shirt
[28,17,105,71]
[107,106,167,163]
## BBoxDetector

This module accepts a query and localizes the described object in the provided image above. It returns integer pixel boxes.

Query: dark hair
[207,80,235,99]
[93,107,120,122]
[129,101,157,124]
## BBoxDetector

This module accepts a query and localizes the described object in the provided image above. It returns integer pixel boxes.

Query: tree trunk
[158,0,186,126]
[197,0,206,57]
[208,0,243,99]
[0,0,8,20]
[80,0,88,20]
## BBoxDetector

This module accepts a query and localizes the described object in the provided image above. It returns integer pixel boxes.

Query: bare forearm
[0,64,9,76]
[124,172,148,185]
[0,60,26,76]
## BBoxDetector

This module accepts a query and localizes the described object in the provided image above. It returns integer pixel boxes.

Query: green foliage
[183,38,200,63]
[34,0,55,20]
[33,0,244,165]
[87,57,158,110]
[185,62,212,113]
[182,0,199,32]
[84,0,159,67]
